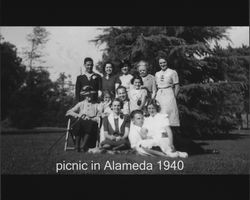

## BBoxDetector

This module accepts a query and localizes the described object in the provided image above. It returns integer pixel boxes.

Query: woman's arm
[66,103,81,118]
[151,77,157,99]
[139,89,147,110]
[173,84,180,97]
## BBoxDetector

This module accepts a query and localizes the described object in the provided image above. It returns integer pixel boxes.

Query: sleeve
[75,76,81,103]
[98,74,102,91]
[115,74,122,85]
[128,125,142,149]
[161,114,170,127]
[66,103,81,118]
[172,70,179,85]
[141,88,147,98]
[103,116,109,132]
[154,72,159,87]
[152,75,157,93]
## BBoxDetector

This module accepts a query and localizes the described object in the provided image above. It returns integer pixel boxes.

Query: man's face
[85,61,93,73]
[132,113,144,127]
[117,88,127,101]
[111,100,121,114]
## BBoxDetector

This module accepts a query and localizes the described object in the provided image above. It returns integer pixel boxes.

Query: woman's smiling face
[105,63,113,75]
[147,104,157,116]
[159,58,168,71]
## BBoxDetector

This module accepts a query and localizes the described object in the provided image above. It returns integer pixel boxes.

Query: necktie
[114,118,119,134]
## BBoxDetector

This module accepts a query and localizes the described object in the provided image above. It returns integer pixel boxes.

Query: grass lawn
[1,129,250,174]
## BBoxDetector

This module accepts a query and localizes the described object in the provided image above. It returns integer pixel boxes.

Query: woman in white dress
[129,106,188,158]
[155,58,180,127]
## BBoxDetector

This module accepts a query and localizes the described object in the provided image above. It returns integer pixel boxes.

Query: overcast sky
[1,26,249,83]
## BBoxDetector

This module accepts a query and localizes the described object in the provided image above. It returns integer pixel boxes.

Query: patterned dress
[128,88,147,112]
[155,68,180,126]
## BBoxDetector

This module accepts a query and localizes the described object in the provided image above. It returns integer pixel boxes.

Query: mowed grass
[1,130,250,174]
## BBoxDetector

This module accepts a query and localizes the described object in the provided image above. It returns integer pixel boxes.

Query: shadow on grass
[195,133,250,141]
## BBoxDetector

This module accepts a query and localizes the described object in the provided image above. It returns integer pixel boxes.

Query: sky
[1,26,249,83]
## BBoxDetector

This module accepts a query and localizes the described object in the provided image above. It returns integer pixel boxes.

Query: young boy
[66,86,100,152]
[129,110,188,158]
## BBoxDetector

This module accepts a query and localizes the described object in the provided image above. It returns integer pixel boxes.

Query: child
[128,75,147,112]
[66,86,100,152]
[98,90,113,118]
[128,110,188,158]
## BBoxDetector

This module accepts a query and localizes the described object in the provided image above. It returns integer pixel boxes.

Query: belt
[158,86,172,89]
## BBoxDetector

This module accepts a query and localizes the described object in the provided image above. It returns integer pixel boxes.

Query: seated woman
[66,86,100,152]
[100,98,130,151]
[129,109,188,158]
[145,99,219,155]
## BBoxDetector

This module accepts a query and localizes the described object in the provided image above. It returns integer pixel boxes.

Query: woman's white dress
[155,68,180,126]
[129,114,187,158]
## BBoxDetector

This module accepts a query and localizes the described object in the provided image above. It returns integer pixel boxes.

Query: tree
[9,68,54,128]
[44,73,74,127]
[1,40,26,120]
[22,26,50,70]
[93,26,247,137]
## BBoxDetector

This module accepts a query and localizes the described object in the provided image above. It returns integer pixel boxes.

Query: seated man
[129,109,188,158]
[66,86,100,152]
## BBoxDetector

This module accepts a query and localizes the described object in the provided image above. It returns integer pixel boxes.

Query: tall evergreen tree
[93,26,247,137]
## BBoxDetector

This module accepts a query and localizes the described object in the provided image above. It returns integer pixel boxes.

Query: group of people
[66,57,218,157]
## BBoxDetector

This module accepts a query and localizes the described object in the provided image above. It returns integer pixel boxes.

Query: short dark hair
[111,98,124,109]
[147,99,161,112]
[116,85,127,94]
[120,59,131,69]
[130,75,143,85]
[130,109,144,119]
[84,57,93,64]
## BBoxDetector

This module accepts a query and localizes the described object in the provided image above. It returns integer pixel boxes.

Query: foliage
[22,26,50,70]
[93,26,248,137]
[1,41,26,120]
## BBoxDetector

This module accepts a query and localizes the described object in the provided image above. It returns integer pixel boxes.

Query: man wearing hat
[75,57,102,103]
[66,86,101,152]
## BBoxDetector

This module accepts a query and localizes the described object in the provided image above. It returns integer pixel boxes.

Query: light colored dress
[155,68,180,126]
[141,74,157,98]
[118,74,133,91]
[128,121,188,158]
[128,88,147,112]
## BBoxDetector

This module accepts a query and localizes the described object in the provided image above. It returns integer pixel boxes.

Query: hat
[80,86,96,96]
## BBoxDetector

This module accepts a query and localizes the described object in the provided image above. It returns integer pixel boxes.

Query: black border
[1,175,249,200]
[1,2,249,200]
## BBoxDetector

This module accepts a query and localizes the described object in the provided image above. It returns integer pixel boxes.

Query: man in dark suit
[75,57,102,103]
